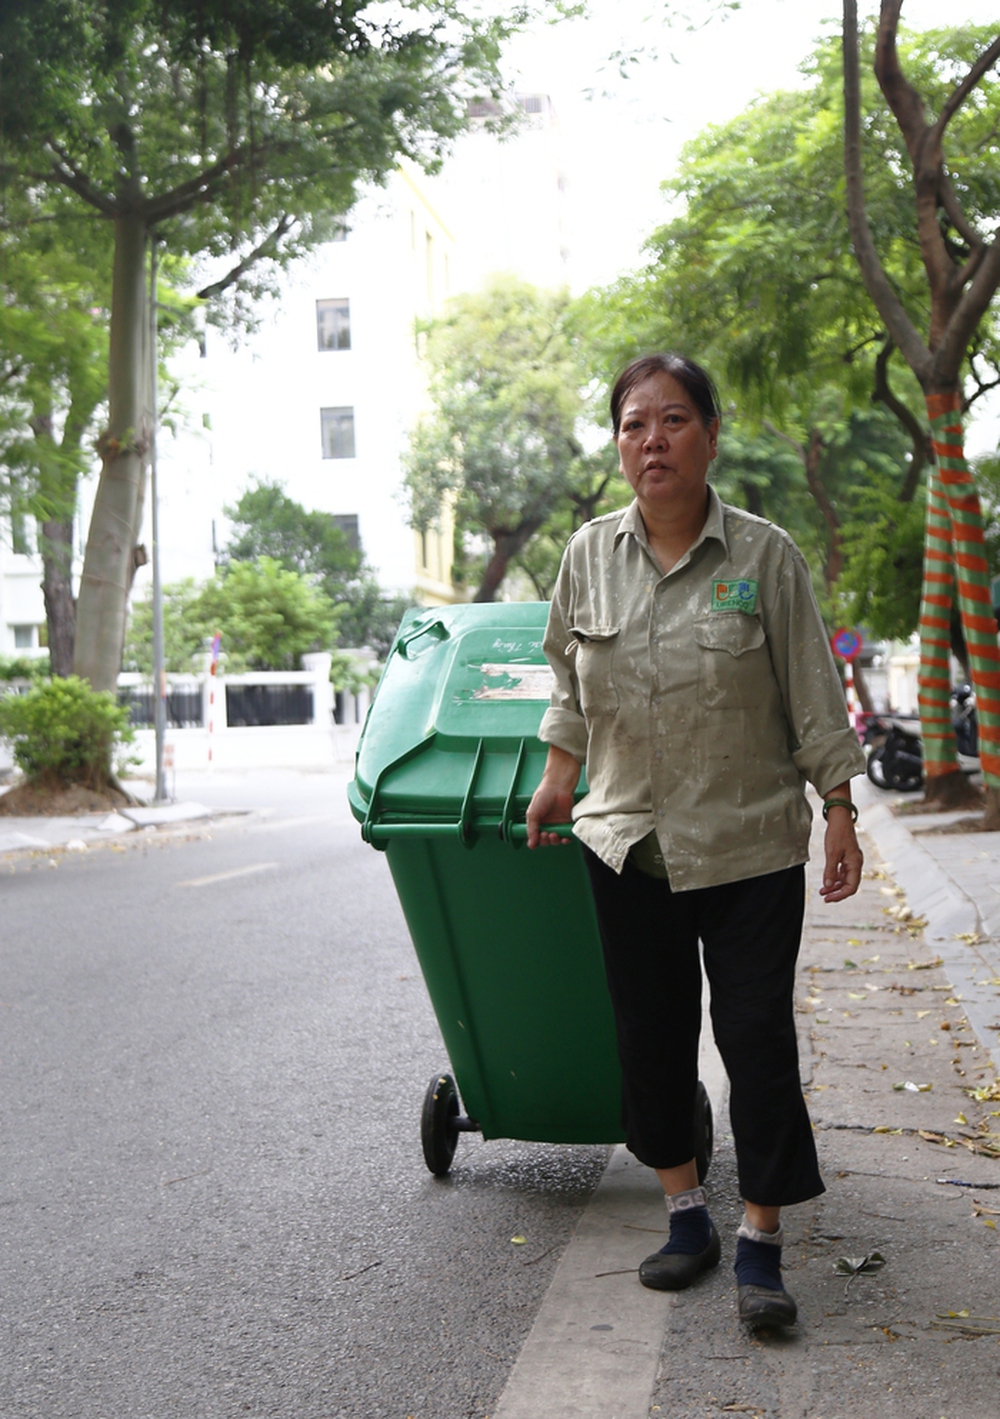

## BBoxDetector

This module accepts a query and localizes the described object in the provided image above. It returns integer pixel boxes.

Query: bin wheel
[694,1080,713,1184]
[421,1072,461,1176]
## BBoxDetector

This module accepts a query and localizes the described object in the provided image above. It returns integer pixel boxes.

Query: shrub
[0,654,51,682]
[0,676,134,789]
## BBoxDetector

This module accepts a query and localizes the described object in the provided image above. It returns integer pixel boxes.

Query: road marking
[176,862,279,888]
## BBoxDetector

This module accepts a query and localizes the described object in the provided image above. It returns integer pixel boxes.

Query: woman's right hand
[526,745,581,848]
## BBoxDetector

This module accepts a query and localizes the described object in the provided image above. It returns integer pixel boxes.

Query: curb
[856,800,979,941]
[0,803,252,859]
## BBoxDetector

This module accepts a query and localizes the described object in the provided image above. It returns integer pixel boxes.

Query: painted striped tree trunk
[916,461,959,782]
[919,392,1000,818]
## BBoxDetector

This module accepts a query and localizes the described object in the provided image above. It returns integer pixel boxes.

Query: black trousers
[583,848,823,1207]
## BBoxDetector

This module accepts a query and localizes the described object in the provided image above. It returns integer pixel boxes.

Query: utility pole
[150,235,168,803]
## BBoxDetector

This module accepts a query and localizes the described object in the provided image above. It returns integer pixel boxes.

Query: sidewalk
[495,794,1000,1419]
[0,794,244,856]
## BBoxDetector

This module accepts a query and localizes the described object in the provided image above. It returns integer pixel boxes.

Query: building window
[332,514,360,551]
[317,298,351,351]
[12,625,36,649]
[321,406,356,459]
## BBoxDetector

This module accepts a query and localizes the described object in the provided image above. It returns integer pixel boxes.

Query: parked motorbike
[863,684,979,792]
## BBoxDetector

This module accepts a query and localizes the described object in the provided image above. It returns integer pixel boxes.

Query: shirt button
[654,749,664,762]
[652,696,662,708]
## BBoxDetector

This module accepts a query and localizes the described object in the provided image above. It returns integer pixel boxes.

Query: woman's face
[615,371,718,510]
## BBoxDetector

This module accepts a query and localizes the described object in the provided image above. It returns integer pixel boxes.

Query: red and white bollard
[844,659,859,734]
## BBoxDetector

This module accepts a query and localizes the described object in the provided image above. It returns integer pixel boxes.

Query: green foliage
[837,485,927,641]
[329,649,379,694]
[122,580,209,676]
[0,656,51,683]
[222,480,412,655]
[123,560,340,674]
[0,676,133,789]
[0,0,547,686]
[403,277,609,599]
[971,452,1000,579]
[225,481,362,583]
[571,22,1000,637]
[577,26,1000,420]
[198,560,339,672]
[0,0,535,299]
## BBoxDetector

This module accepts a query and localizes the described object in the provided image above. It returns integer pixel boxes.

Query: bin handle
[361,736,486,849]
[506,822,575,842]
[457,739,485,848]
[396,618,449,659]
[360,736,436,848]
[499,740,528,846]
[499,738,575,845]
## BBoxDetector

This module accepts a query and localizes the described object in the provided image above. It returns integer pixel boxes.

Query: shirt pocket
[569,625,620,718]
[693,615,768,710]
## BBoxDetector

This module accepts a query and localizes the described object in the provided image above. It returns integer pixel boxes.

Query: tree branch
[939,169,986,254]
[873,1,927,167]
[874,2,955,312]
[194,214,297,300]
[842,0,932,381]
[43,143,118,216]
[931,32,1000,147]
[143,146,248,222]
[763,420,806,464]
[872,339,929,501]
[931,235,1000,387]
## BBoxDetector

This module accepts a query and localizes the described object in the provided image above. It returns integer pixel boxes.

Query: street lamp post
[150,236,168,803]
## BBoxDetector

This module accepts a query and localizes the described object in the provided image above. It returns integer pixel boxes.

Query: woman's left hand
[820,811,864,901]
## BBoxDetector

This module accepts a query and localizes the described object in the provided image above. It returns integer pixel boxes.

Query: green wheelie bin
[348,602,713,1178]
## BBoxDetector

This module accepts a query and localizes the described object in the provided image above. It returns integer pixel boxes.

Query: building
[153,161,458,607]
[0,517,49,661]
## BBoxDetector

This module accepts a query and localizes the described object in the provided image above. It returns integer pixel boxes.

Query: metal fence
[225,683,314,727]
[119,687,204,728]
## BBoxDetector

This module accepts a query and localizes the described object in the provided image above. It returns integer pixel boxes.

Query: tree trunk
[74,209,150,692]
[474,523,545,602]
[802,428,843,591]
[852,658,875,715]
[925,392,1000,801]
[40,516,76,676]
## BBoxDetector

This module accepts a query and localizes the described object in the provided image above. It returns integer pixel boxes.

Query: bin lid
[348,603,572,845]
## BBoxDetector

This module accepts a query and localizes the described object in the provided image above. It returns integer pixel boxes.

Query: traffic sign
[831,627,863,662]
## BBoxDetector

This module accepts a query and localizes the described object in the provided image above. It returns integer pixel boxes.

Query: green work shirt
[538,487,866,890]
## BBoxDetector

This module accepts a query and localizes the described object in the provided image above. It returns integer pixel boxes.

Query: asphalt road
[0,769,607,1419]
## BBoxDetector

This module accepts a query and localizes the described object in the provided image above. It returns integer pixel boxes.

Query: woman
[526,353,865,1330]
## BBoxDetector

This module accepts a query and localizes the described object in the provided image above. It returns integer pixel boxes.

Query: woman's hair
[610,353,721,436]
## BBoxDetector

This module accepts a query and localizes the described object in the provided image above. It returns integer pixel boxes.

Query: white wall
[146,168,455,599]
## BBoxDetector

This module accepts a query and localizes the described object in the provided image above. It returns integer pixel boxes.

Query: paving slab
[495,808,1000,1419]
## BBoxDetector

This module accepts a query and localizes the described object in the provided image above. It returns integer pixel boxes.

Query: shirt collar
[613,484,730,562]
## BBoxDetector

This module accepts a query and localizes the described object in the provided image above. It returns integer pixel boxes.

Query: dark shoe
[639,1225,721,1291]
[737,1282,797,1329]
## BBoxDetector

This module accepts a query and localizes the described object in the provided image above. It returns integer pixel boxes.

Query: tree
[0,0,534,689]
[0,219,109,673]
[403,278,595,601]
[222,479,412,655]
[574,20,1000,692]
[843,1,1000,823]
[124,559,338,674]
[224,479,414,656]
[572,49,937,651]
